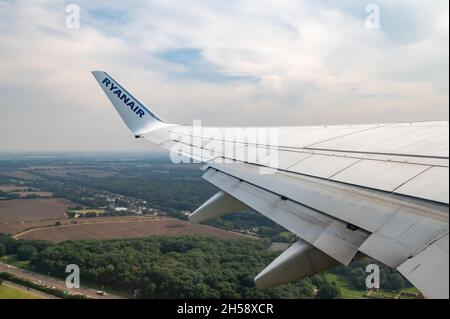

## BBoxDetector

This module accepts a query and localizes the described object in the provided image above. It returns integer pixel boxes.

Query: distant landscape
[0,152,419,299]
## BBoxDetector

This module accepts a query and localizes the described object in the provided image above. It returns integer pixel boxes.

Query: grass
[325,273,419,299]
[325,273,367,299]
[74,209,105,214]
[0,255,30,269]
[402,286,420,294]
[0,284,42,299]
[68,209,106,217]
[368,289,399,299]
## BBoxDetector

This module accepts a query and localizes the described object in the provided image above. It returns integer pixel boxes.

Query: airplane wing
[92,71,449,299]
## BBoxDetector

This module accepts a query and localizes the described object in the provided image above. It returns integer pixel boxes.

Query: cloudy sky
[0,0,448,151]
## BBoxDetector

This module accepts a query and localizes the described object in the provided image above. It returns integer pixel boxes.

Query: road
[0,261,123,299]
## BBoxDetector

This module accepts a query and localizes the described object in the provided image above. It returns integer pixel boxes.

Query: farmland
[0,218,65,235]
[12,191,53,198]
[0,169,40,181]
[17,217,253,242]
[0,185,34,192]
[0,198,75,223]
[0,216,155,235]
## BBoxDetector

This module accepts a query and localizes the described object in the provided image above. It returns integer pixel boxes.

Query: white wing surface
[92,71,449,299]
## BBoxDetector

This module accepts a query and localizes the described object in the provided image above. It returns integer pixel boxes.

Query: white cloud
[0,0,448,151]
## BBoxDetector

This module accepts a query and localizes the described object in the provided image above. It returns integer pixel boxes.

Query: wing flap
[359,212,448,268]
[202,167,370,265]
[397,233,449,299]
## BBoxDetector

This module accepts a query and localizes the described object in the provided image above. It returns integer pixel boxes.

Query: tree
[66,211,76,218]
[349,268,367,290]
[317,283,341,299]
[29,236,327,299]
[272,231,296,243]
[16,245,38,261]
[311,275,325,288]
[386,273,405,291]
[0,243,5,257]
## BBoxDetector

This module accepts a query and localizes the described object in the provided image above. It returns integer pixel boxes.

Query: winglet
[91,71,170,135]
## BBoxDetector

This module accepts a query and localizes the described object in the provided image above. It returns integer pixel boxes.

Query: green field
[1,255,30,269]
[67,209,106,217]
[0,284,41,299]
[325,273,419,299]
[72,209,105,214]
[325,273,367,299]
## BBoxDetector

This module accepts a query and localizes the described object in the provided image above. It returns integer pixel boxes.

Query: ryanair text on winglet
[102,77,146,118]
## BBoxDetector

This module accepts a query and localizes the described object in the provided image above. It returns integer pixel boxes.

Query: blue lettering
[120,94,130,104]
[114,89,122,98]
[136,109,145,118]
[103,80,145,119]
[127,101,135,110]
[102,78,110,87]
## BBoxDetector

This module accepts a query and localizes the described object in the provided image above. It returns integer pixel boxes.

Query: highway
[0,261,123,299]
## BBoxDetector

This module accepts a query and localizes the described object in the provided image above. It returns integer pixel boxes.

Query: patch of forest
[1,234,336,299]
[0,234,413,299]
